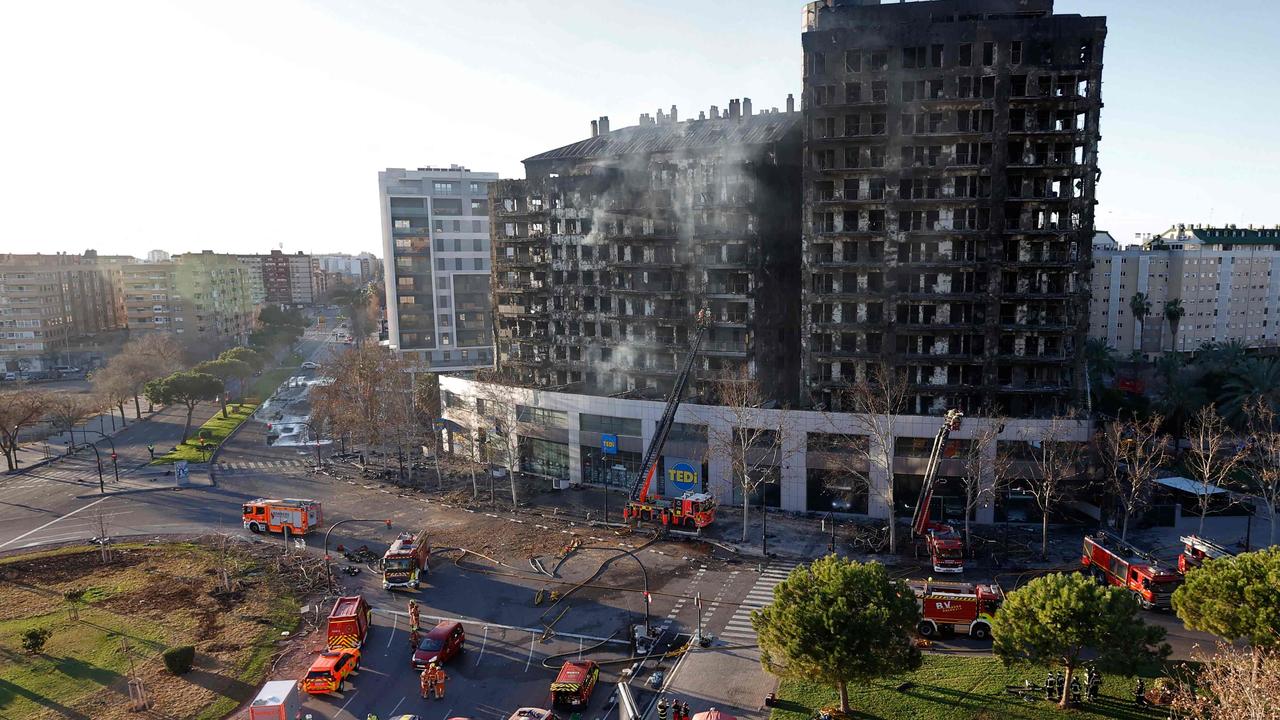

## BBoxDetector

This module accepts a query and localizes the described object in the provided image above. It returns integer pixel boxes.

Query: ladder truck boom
[912,409,966,573]
[622,309,717,529]
[630,311,710,505]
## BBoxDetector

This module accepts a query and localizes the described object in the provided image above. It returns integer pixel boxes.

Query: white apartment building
[1090,225,1280,357]
[379,166,498,372]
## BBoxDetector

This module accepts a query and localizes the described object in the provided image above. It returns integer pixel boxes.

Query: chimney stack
[786,93,795,113]
[599,116,610,134]
[656,108,666,124]
[670,104,678,123]
[729,99,741,119]
[710,104,719,120]
[591,120,599,138]
[698,110,706,120]
[742,98,752,117]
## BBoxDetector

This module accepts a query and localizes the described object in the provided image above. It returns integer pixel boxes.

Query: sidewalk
[7,408,152,474]
[662,645,772,720]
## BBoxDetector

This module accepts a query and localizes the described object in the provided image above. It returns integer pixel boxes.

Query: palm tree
[1163,298,1185,352]
[1157,365,1209,437]
[1219,358,1280,427]
[1129,292,1152,355]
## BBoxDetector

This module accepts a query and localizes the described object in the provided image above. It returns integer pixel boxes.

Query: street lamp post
[84,430,119,484]
[324,518,392,593]
[83,440,105,494]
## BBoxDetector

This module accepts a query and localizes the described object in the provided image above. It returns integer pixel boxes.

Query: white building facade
[1090,226,1280,357]
[379,166,498,372]
[439,375,1089,524]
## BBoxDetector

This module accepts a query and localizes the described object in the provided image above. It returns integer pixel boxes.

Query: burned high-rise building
[801,0,1106,417]
[491,102,803,402]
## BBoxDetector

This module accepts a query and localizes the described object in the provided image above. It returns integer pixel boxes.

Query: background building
[1090,225,1280,357]
[379,166,498,372]
[491,101,803,401]
[0,252,126,371]
[121,252,256,348]
[800,0,1106,418]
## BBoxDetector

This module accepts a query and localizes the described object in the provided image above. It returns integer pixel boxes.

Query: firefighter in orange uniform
[432,662,447,699]
[419,667,432,699]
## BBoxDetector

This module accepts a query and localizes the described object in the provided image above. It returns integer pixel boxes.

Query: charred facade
[491,104,803,402]
[801,0,1106,416]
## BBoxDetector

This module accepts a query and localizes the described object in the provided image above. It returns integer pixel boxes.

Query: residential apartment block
[0,252,125,371]
[379,166,498,372]
[120,251,256,347]
[236,250,315,307]
[1090,226,1280,356]
[491,103,803,402]
[800,0,1106,418]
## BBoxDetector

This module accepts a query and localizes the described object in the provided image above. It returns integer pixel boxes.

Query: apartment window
[845,81,862,102]
[434,181,456,194]
[437,276,450,289]
[982,42,995,66]
[930,44,943,67]
[394,219,411,230]
[842,115,859,136]
[439,313,451,327]
[455,258,464,270]
[869,51,887,70]
[453,238,463,252]
[868,146,886,167]
[452,220,461,232]
[434,220,444,232]
[871,81,887,102]
[845,51,862,73]
[474,258,484,270]
[517,405,569,428]
[436,259,446,271]
[1010,40,1023,65]
[958,43,972,66]
[441,333,451,346]
[469,182,482,194]
[902,46,926,69]
[438,295,450,308]
[472,220,482,233]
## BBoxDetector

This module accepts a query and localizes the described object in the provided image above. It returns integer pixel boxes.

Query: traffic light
[110,452,117,461]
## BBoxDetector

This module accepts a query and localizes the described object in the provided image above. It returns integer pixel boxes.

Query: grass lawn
[152,402,256,464]
[770,655,1171,720]
[0,544,300,720]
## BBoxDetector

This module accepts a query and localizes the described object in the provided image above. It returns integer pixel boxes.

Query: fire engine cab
[1082,532,1181,610]
[907,579,1003,639]
[382,529,430,590]
[242,498,322,535]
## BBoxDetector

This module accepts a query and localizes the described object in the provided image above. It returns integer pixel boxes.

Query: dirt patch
[0,541,302,720]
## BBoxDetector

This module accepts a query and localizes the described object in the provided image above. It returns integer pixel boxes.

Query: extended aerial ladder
[1178,534,1234,573]
[622,309,716,529]
[911,409,966,573]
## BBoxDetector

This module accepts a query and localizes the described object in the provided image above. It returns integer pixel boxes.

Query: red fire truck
[910,410,966,573]
[326,595,372,649]
[1081,532,1181,610]
[907,579,1004,639]
[1178,534,1235,573]
[382,529,430,590]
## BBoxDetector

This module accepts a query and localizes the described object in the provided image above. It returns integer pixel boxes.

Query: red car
[411,620,465,668]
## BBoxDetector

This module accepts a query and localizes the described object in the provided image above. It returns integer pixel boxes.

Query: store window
[730,466,781,508]
[516,405,568,429]
[517,436,569,480]
[581,446,642,488]
[806,468,868,513]
[893,473,969,523]
[580,413,641,436]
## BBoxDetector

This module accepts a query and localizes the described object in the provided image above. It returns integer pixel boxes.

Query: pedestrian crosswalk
[718,559,801,644]
[215,459,311,473]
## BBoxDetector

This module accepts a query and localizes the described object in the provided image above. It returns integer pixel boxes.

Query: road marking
[375,609,627,646]
[386,612,398,650]
[0,497,109,549]
[442,708,454,720]
[525,631,535,672]
[475,626,489,666]
[388,696,405,717]
[336,688,360,716]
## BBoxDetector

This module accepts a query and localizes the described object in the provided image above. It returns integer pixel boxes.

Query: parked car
[301,361,320,369]
[52,365,82,376]
[1,372,17,382]
[411,621,465,668]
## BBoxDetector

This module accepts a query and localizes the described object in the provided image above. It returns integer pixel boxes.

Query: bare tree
[312,345,416,469]
[91,365,135,429]
[1171,644,1280,719]
[0,389,50,471]
[1019,413,1087,558]
[708,367,789,543]
[1185,405,1245,535]
[470,369,523,508]
[45,393,104,450]
[1096,414,1169,541]
[1243,398,1280,546]
[959,413,1013,552]
[117,334,186,418]
[836,363,911,553]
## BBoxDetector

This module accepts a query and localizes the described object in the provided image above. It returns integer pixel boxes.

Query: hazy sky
[2,0,1276,258]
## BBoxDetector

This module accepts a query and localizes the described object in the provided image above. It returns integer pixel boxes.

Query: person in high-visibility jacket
[430,662,447,699]
[424,666,440,696]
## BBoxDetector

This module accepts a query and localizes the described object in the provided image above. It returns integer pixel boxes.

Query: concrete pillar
[780,422,806,512]
[975,437,997,524]
[567,411,583,485]
[866,434,893,520]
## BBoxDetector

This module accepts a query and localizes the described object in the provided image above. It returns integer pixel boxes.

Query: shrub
[163,645,195,674]
[21,627,52,654]
[63,588,85,603]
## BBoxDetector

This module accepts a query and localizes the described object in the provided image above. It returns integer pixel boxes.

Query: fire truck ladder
[1092,530,1164,568]
[1180,534,1234,561]
[628,310,711,505]
[911,409,964,539]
